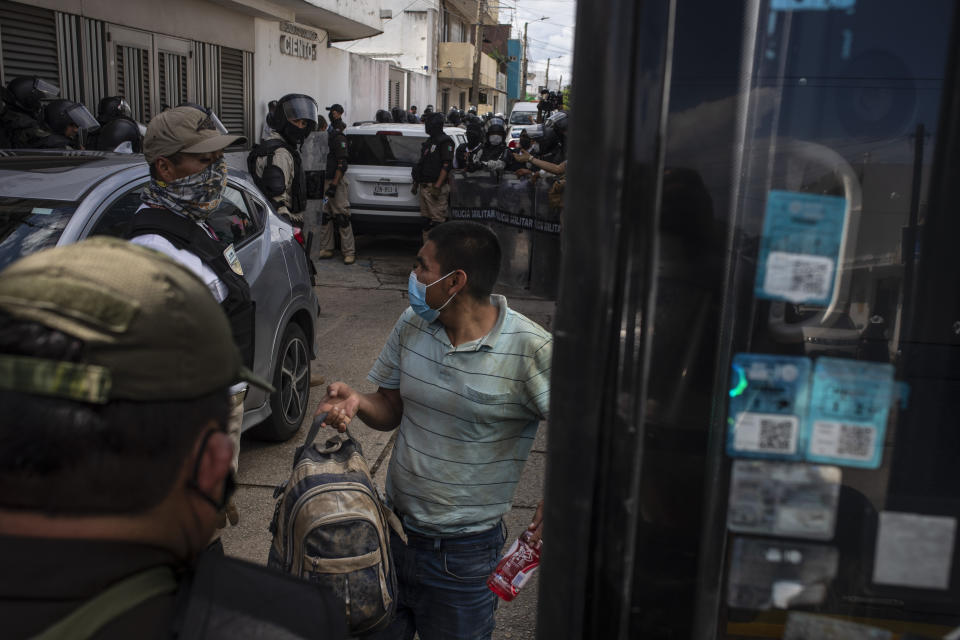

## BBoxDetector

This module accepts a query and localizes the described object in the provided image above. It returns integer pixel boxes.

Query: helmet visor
[34,79,60,100]
[281,96,319,131]
[65,104,100,131]
[180,102,229,134]
[116,98,133,119]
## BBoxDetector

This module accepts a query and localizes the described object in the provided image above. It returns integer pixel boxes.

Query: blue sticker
[727,354,812,460]
[805,357,894,469]
[754,190,847,306]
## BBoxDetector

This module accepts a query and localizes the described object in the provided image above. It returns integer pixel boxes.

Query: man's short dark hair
[427,221,501,300]
[0,313,229,515]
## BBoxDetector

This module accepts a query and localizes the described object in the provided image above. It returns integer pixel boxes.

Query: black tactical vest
[247,139,307,213]
[128,208,256,369]
[414,133,454,183]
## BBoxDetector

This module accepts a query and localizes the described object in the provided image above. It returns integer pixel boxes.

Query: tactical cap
[0,237,273,404]
[143,105,246,163]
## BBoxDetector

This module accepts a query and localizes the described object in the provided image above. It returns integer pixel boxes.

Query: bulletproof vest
[247,139,307,213]
[479,143,506,162]
[455,142,483,171]
[325,129,348,176]
[128,208,255,369]
[414,133,453,182]
[0,107,52,149]
[173,551,348,639]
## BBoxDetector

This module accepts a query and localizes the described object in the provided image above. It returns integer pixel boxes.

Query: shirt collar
[432,294,508,352]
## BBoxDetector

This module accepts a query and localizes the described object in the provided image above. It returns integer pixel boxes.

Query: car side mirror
[260,165,286,198]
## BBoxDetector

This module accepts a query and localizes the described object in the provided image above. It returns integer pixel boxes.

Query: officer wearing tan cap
[126,104,250,534]
[0,238,345,638]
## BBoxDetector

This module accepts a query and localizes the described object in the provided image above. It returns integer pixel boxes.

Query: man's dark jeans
[368,521,507,640]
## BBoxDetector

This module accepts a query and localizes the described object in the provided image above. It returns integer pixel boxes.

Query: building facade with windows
[0,0,390,143]
[338,0,508,116]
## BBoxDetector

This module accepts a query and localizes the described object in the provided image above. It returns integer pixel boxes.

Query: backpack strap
[33,566,177,640]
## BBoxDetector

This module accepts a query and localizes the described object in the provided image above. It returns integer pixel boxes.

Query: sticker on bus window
[727,354,811,461]
[727,537,838,610]
[754,190,847,306]
[805,358,894,468]
[727,460,841,540]
[784,612,891,640]
[873,512,956,590]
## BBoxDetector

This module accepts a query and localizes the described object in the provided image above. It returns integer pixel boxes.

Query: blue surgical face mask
[408,270,457,323]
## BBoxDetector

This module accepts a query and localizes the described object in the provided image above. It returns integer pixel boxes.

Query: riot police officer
[537,89,553,123]
[376,109,393,123]
[479,115,508,167]
[39,99,99,149]
[391,106,405,123]
[247,93,319,225]
[0,76,59,148]
[454,121,484,172]
[317,115,355,264]
[93,116,143,153]
[96,96,133,125]
[412,111,454,241]
[538,110,568,163]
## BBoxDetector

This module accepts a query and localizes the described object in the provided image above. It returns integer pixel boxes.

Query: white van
[506,101,541,148]
[344,123,467,233]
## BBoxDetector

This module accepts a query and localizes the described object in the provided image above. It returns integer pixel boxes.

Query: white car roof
[510,102,539,112]
[345,123,464,137]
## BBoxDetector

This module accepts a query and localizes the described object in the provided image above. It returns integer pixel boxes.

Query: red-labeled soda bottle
[487,530,542,601]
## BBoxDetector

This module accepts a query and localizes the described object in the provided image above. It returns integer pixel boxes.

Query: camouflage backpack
[268,414,405,635]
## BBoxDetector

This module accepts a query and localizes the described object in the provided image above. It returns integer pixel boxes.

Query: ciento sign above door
[279,22,318,61]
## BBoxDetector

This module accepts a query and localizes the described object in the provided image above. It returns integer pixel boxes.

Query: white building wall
[253,18,389,134]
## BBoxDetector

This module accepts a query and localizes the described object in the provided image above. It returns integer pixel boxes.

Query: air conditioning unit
[380,9,392,18]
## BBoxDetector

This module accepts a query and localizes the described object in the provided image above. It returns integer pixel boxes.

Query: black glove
[325,184,338,199]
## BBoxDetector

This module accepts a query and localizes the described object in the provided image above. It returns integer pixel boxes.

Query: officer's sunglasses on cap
[178,102,229,135]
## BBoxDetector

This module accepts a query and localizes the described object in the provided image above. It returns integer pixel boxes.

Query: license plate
[373,183,398,197]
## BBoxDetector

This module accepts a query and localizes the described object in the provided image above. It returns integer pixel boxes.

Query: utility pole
[545,57,550,90]
[522,22,529,101]
[470,0,486,108]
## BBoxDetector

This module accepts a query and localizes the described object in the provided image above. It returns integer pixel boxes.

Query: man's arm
[317,383,402,432]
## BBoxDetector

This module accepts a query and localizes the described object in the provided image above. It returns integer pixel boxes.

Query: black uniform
[127,209,255,370]
[455,141,484,171]
[413,131,455,185]
[0,106,52,149]
[2,536,347,639]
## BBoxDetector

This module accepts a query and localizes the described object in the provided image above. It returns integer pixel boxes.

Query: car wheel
[250,322,311,442]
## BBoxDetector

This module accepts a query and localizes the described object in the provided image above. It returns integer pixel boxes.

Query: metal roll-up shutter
[0,1,59,87]
[219,46,245,138]
[116,43,150,123]
[158,51,187,110]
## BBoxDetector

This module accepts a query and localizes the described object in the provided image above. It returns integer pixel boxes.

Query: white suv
[345,123,467,233]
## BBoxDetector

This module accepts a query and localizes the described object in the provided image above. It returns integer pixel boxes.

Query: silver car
[0,150,319,441]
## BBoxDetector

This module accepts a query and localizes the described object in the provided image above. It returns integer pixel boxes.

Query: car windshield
[509,111,537,125]
[0,198,77,270]
[347,133,424,166]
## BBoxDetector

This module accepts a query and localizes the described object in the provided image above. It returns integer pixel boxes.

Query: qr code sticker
[763,252,834,302]
[810,421,876,461]
[733,413,799,455]
[759,419,795,452]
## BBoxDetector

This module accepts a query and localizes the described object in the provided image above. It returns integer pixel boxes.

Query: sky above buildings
[498,0,576,88]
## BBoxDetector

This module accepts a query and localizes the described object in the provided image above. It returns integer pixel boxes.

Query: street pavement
[222,232,555,640]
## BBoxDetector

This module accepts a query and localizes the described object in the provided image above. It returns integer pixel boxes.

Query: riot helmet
[467,105,478,115]
[544,110,569,138]
[464,113,483,128]
[447,107,462,126]
[375,109,393,123]
[96,96,133,124]
[178,102,229,134]
[94,117,143,153]
[424,111,445,137]
[3,76,59,118]
[43,99,99,138]
[391,106,405,123]
[465,122,483,147]
[423,105,434,115]
[270,93,319,145]
[484,116,506,146]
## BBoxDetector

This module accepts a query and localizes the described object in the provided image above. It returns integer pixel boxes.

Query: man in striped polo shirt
[319,220,551,640]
